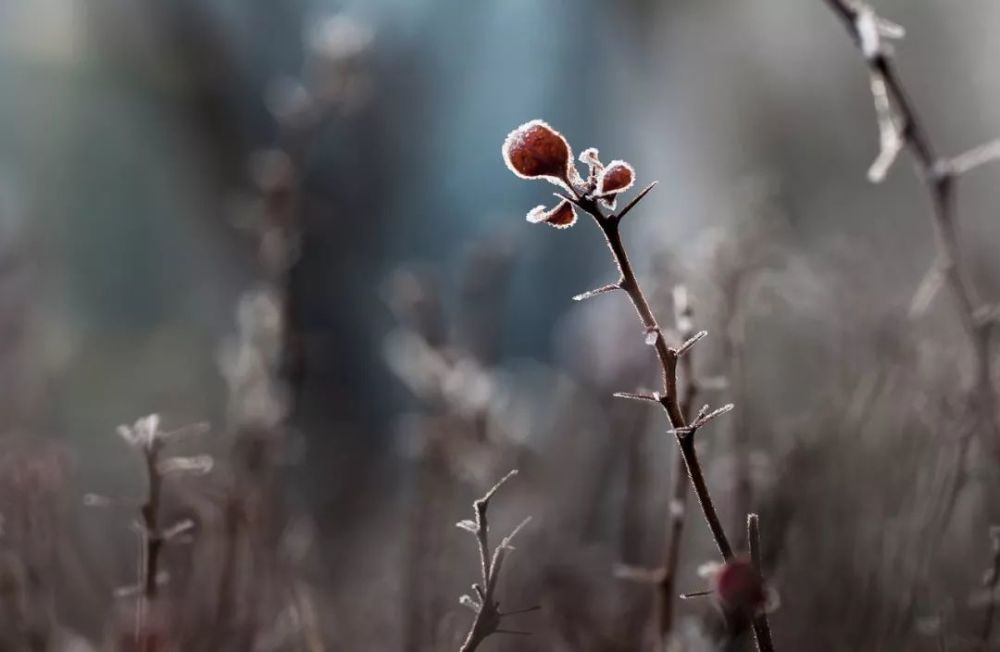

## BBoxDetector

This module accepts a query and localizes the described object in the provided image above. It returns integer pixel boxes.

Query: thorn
[572,283,620,302]
[679,590,713,600]
[612,391,661,404]
[494,629,533,637]
[614,181,658,221]
[501,516,532,548]
[479,469,518,505]
[676,329,708,356]
[693,403,735,429]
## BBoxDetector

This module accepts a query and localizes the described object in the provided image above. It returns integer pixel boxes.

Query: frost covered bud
[711,556,766,614]
[502,120,574,188]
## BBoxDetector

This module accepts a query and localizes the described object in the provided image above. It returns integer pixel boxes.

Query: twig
[112,415,211,650]
[502,121,775,649]
[457,470,537,652]
[747,514,775,652]
[579,196,735,556]
[820,0,999,447]
[577,185,774,650]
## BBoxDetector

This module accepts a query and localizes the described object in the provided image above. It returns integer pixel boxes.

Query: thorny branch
[457,469,537,652]
[502,120,774,649]
[820,0,1000,451]
[571,190,774,651]
[107,415,209,650]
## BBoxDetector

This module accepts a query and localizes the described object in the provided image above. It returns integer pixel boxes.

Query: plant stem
[820,0,998,443]
[591,207,733,560]
[576,196,775,648]
[138,441,163,651]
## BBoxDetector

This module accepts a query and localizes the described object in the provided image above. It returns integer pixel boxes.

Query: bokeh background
[3,0,1000,650]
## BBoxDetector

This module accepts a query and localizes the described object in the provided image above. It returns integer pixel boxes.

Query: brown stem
[591,207,733,560]
[138,441,163,651]
[458,471,533,652]
[575,195,774,647]
[821,0,998,443]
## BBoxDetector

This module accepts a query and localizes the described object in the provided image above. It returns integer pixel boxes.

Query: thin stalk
[575,195,774,650]
[137,441,163,652]
[747,514,775,651]
[820,0,998,444]
[591,206,732,560]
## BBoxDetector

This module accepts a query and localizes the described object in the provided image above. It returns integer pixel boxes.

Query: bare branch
[502,124,776,648]
[820,0,1000,457]
[458,471,536,652]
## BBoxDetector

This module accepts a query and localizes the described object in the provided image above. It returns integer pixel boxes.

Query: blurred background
[3,0,1000,649]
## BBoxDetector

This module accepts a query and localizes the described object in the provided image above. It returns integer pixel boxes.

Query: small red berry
[711,556,766,614]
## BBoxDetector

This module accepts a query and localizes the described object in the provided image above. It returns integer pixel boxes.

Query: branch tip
[612,390,661,404]
[676,329,708,356]
[572,283,621,302]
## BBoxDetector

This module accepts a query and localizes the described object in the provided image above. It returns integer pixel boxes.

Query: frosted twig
[820,0,1000,450]
[457,470,537,652]
[113,415,212,649]
[502,121,775,650]
[574,188,774,651]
